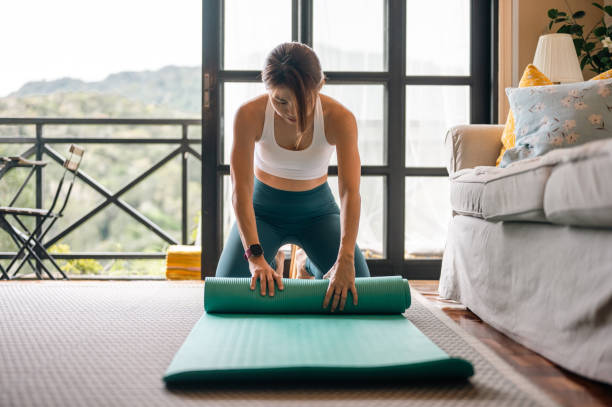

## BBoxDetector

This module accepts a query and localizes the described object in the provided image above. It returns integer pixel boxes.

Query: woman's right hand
[248,256,284,296]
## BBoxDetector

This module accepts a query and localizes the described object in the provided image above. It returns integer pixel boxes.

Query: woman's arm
[230,102,283,296]
[230,104,258,251]
[322,108,361,312]
[335,112,361,261]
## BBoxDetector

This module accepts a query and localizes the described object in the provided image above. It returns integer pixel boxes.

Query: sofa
[439,124,612,384]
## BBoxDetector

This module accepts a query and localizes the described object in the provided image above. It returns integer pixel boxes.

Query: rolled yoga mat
[163,276,473,384]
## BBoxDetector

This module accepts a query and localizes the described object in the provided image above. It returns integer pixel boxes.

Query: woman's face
[268,86,316,125]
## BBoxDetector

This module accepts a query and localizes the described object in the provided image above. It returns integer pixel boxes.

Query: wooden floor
[410,280,612,407]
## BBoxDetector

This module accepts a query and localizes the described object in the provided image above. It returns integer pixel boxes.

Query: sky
[0,0,202,97]
[0,0,468,97]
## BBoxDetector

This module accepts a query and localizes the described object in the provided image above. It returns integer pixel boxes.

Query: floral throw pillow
[500,78,612,168]
[496,64,552,166]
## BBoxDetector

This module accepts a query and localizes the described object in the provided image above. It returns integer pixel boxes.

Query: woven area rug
[0,281,558,407]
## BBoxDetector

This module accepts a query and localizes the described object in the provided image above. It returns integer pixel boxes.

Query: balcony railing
[0,118,201,277]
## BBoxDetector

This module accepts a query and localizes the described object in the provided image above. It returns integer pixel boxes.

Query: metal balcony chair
[0,144,84,280]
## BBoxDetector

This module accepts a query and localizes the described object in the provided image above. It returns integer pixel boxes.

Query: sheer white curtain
[404,86,468,258]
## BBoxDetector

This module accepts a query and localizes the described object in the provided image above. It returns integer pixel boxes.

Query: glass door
[202,0,494,278]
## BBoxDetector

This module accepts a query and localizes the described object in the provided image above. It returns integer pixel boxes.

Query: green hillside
[8,65,201,115]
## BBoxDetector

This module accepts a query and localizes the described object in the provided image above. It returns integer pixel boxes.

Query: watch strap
[244,244,263,261]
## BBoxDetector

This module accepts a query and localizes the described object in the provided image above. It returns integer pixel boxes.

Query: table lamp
[533,33,584,83]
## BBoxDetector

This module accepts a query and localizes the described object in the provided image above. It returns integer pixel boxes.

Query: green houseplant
[548,1,612,74]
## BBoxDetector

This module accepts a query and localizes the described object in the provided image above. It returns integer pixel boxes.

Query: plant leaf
[549,20,554,30]
[572,10,586,19]
[605,5,612,16]
[581,56,590,70]
[586,41,596,51]
[592,2,603,11]
[555,17,567,23]
[571,24,584,35]
[594,25,607,37]
[574,38,584,54]
[558,24,572,33]
[548,8,559,19]
[593,54,601,66]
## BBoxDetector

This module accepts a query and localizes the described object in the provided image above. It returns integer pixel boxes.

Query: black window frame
[202,0,497,279]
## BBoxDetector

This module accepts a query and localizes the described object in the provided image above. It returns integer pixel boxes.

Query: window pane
[224,0,291,70]
[187,154,202,245]
[406,85,469,167]
[314,0,385,71]
[405,177,450,259]
[406,0,470,75]
[323,85,385,165]
[223,175,236,245]
[223,82,266,163]
[328,176,385,259]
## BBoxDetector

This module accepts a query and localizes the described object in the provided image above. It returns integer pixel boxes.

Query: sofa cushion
[497,65,553,166]
[450,157,554,222]
[497,64,552,166]
[544,138,612,228]
[501,78,612,167]
[496,67,612,167]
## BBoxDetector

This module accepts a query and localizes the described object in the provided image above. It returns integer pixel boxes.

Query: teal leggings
[215,177,370,279]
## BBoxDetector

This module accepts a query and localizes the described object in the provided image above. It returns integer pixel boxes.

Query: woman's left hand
[322,256,358,312]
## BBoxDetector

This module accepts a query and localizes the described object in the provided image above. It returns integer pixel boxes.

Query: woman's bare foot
[274,250,285,278]
[295,247,314,279]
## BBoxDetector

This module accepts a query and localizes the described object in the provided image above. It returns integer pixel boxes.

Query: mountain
[7,65,202,115]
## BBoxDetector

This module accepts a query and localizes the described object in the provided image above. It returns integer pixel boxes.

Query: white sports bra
[254,95,335,180]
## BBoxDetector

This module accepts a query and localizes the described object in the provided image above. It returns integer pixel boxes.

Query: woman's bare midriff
[254,166,328,192]
[249,92,338,192]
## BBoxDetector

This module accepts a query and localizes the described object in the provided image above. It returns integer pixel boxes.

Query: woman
[215,42,370,312]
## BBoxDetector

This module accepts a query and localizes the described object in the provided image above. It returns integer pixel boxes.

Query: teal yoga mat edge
[163,358,474,384]
[162,312,475,385]
[203,276,412,314]
[163,277,473,385]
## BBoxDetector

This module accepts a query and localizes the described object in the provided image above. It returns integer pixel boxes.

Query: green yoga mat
[163,276,473,384]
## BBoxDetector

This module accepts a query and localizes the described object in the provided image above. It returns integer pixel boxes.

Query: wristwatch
[244,243,264,260]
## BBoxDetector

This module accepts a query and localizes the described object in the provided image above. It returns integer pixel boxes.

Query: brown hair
[261,42,324,133]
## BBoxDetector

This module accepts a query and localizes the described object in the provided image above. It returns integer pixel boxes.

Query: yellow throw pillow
[591,68,612,80]
[496,64,553,166]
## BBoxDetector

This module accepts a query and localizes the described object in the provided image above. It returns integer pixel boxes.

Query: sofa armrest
[444,124,504,174]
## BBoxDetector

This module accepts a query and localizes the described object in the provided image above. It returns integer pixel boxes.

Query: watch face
[250,244,263,256]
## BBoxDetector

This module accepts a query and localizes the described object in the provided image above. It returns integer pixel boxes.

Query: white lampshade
[533,33,584,83]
